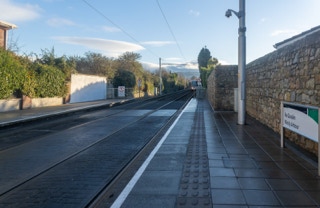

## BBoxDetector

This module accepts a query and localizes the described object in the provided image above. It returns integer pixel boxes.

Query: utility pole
[159,58,162,96]
[226,0,246,125]
[238,0,246,125]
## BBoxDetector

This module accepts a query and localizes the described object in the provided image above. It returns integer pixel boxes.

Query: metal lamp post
[159,57,162,96]
[226,0,246,125]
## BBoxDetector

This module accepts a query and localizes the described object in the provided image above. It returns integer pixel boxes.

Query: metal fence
[108,88,152,99]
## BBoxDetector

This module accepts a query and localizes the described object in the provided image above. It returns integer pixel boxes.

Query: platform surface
[113,98,320,208]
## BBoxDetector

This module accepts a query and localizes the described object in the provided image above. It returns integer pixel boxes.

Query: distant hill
[142,61,200,79]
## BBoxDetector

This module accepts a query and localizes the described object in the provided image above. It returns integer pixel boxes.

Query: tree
[75,52,114,78]
[37,48,56,66]
[197,46,211,69]
[197,46,219,88]
[118,52,141,62]
[113,69,136,88]
[115,52,143,77]
[36,48,76,81]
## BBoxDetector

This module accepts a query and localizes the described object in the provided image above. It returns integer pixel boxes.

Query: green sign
[308,109,318,124]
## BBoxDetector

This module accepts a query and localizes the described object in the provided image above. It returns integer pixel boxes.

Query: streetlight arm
[225,9,245,19]
[225,9,242,18]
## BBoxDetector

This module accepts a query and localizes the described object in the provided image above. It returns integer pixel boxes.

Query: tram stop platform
[0,99,130,127]
[112,98,320,208]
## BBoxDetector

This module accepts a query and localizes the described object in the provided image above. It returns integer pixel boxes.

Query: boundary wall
[0,74,108,112]
[207,65,237,111]
[246,30,320,155]
[207,29,320,156]
[70,74,107,103]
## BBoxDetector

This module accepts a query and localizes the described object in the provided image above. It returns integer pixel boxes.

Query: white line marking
[110,99,194,208]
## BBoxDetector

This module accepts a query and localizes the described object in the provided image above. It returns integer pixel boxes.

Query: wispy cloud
[260,18,267,24]
[0,0,41,22]
[163,57,183,63]
[165,62,199,78]
[53,37,145,57]
[218,60,230,65]
[102,26,121,33]
[141,41,175,47]
[47,18,76,27]
[184,61,198,70]
[189,9,200,17]
[43,0,63,2]
[271,29,298,37]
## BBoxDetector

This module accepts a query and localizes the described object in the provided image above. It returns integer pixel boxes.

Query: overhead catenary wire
[81,0,159,59]
[156,0,186,62]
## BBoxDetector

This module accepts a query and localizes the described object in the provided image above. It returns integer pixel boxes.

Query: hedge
[0,49,68,99]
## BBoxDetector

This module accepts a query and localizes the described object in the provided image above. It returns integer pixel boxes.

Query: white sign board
[283,107,318,142]
[281,101,320,175]
[118,86,125,97]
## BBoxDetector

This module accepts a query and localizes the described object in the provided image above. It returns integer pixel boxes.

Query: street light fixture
[159,57,162,96]
[225,9,239,18]
[226,0,246,125]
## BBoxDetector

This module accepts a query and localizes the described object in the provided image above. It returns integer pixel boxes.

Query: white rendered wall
[70,74,107,103]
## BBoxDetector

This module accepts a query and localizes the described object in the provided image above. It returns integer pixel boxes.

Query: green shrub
[34,64,67,98]
[0,49,26,99]
[21,69,37,98]
[0,49,69,99]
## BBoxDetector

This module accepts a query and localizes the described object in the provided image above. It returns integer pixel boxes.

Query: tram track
[87,91,193,208]
[0,90,190,151]
[0,90,194,207]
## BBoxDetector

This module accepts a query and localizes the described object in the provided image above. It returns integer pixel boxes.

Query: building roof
[273,25,320,49]
[0,20,17,30]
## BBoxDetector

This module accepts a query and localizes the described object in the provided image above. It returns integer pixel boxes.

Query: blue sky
[1,0,320,77]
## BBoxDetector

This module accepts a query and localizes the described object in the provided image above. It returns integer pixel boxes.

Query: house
[0,20,17,49]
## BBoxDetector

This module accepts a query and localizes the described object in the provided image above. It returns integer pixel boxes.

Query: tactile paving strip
[176,104,212,207]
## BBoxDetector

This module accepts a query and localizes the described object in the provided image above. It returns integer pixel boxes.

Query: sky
[1,0,320,78]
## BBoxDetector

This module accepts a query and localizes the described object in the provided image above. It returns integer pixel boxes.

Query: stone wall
[0,99,20,112]
[207,65,238,110]
[0,97,64,112]
[31,97,64,108]
[208,31,320,155]
[246,30,320,155]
